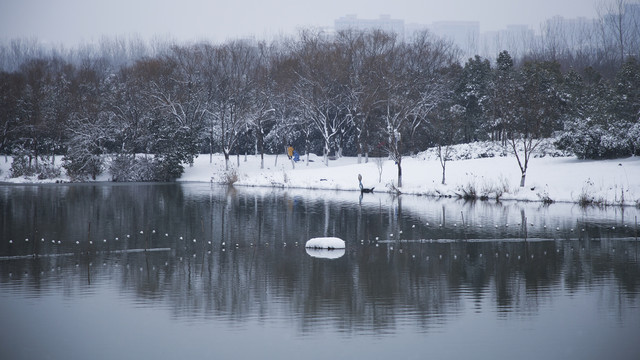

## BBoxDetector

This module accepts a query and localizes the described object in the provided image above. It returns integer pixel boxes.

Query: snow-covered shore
[1,144,639,206]
[183,151,639,206]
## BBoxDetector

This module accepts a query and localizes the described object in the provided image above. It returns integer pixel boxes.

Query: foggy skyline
[1,0,601,46]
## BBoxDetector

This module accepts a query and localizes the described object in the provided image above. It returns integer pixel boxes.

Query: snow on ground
[182,150,639,206]
[1,143,639,206]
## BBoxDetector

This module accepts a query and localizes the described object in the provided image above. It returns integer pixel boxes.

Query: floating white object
[305,237,345,250]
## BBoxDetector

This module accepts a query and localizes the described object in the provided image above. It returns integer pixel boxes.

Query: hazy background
[0,0,599,45]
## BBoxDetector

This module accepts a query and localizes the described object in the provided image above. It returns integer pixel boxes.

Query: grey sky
[0,0,600,46]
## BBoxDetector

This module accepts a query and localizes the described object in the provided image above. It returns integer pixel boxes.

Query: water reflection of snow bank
[305,247,345,259]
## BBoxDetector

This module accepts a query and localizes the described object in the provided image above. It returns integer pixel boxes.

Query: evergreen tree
[455,55,492,142]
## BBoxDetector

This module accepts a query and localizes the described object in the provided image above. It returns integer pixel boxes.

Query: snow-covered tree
[455,55,492,142]
[381,31,457,188]
[208,40,259,170]
[506,60,564,187]
[290,30,352,166]
[0,71,24,157]
[63,58,114,180]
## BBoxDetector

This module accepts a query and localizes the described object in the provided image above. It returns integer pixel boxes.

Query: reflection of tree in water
[1,184,639,334]
[2,239,639,335]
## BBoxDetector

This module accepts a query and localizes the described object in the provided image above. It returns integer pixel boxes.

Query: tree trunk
[520,172,526,187]
[209,137,213,163]
[397,159,402,188]
[224,152,230,171]
[322,148,329,166]
[441,163,446,185]
[323,147,329,167]
[305,138,310,166]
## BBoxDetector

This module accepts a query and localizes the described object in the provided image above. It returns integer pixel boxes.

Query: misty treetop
[1,26,639,182]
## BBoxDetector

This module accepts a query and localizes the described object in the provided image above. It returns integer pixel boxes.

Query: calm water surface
[1,183,639,360]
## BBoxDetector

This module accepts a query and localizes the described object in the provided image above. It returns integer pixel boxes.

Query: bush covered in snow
[417,139,569,162]
[555,119,639,159]
[62,152,103,181]
[9,152,61,180]
[109,154,185,182]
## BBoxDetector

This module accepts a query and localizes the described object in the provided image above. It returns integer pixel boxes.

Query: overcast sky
[0,0,600,46]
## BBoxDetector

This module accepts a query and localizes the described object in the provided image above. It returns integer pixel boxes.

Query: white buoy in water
[305,237,345,250]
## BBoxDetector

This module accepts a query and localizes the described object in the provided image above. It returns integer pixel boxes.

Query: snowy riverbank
[181,151,639,206]
[1,144,639,206]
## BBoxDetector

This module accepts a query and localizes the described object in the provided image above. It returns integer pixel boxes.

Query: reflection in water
[305,248,345,259]
[1,183,639,359]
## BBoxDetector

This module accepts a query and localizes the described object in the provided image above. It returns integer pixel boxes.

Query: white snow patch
[305,237,345,249]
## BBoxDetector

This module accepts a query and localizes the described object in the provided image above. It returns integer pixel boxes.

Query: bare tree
[381,31,456,188]
[337,29,396,164]
[431,103,464,185]
[290,30,351,166]
[208,40,259,170]
[596,0,640,71]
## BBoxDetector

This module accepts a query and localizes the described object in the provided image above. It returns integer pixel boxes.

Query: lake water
[1,183,639,360]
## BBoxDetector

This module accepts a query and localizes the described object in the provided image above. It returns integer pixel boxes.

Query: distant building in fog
[427,21,480,58]
[335,14,405,38]
[334,15,487,59]
[333,8,638,63]
[480,24,536,60]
